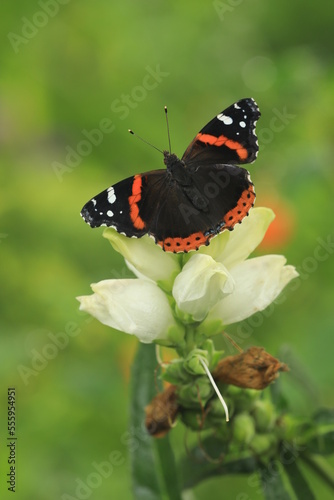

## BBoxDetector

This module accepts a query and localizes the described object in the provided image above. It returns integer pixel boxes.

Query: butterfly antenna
[164,106,172,153]
[128,129,163,155]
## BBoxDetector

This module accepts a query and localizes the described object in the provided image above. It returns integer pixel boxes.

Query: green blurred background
[1,0,334,498]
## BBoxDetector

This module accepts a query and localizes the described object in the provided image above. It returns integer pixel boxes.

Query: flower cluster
[77,207,298,349]
[78,207,298,425]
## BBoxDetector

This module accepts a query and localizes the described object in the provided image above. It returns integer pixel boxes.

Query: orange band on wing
[157,184,255,253]
[128,175,146,230]
[223,184,256,229]
[157,231,210,253]
[196,133,249,161]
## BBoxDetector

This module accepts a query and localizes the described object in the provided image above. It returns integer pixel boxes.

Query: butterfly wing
[141,164,254,253]
[81,170,167,237]
[182,98,260,166]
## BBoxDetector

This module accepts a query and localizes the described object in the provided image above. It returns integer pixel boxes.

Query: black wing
[182,98,260,166]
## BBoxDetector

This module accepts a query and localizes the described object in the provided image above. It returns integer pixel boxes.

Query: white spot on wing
[92,199,97,206]
[217,113,233,125]
[107,187,116,204]
[234,103,241,109]
[239,121,246,128]
[107,210,113,217]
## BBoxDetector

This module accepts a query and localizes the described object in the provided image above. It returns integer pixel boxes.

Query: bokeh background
[1,1,333,498]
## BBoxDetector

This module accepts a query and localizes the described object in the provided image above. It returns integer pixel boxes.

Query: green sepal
[199,338,225,369]
[184,349,208,375]
[198,318,224,337]
[174,305,197,324]
[165,322,186,347]
[177,376,214,409]
[162,359,192,385]
[180,408,211,431]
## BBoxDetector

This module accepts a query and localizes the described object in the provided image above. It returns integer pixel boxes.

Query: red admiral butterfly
[81,98,260,253]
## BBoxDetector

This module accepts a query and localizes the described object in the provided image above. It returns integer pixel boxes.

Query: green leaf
[302,424,334,455]
[179,436,257,489]
[130,343,182,500]
[283,458,316,499]
[300,453,334,491]
[259,461,293,500]
[269,372,289,411]
[155,436,182,500]
[312,408,334,425]
[130,343,163,500]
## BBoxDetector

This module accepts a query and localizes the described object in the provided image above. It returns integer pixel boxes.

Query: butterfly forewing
[81,171,165,237]
[182,98,260,166]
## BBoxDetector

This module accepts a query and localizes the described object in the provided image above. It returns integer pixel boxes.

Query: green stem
[184,326,196,354]
[300,453,334,490]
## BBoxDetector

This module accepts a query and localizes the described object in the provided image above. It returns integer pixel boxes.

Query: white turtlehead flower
[103,228,181,290]
[200,207,298,332]
[173,254,234,321]
[77,279,184,344]
[202,255,298,330]
[172,207,298,327]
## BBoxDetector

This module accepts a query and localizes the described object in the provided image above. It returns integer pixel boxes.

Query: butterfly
[81,98,260,253]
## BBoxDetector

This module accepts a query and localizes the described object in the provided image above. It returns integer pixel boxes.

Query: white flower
[78,207,298,344]
[103,228,181,290]
[173,254,234,321]
[77,279,184,344]
[172,207,298,328]
[202,255,298,329]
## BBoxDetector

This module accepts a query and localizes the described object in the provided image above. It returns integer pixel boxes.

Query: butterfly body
[81,98,260,253]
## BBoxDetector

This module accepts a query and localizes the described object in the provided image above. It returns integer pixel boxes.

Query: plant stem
[184,326,196,354]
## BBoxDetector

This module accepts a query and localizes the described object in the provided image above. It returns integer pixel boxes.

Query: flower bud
[184,350,208,375]
[180,409,210,431]
[249,433,278,460]
[252,400,276,433]
[232,413,256,445]
[207,397,235,426]
[177,377,214,409]
[226,386,260,412]
[162,359,191,385]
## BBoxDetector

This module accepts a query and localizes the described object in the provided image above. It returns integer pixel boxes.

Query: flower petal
[216,207,275,269]
[196,230,230,260]
[77,279,183,343]
[103,228,181,290]
[173,253,235,321]
[203,255,299,326]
